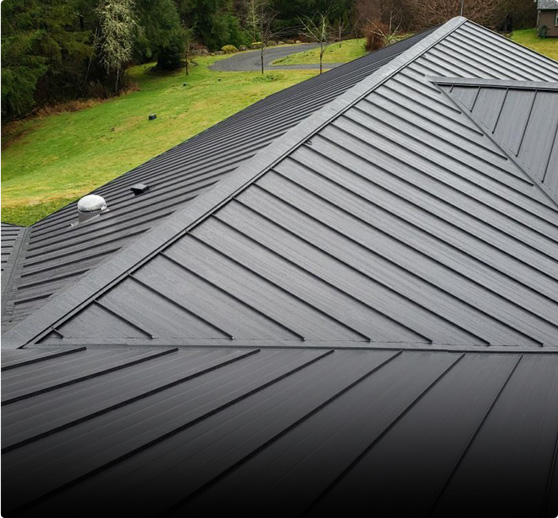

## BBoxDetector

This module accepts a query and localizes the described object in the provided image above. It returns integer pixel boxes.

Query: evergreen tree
[1,0,94,120]
[135,0,187,70]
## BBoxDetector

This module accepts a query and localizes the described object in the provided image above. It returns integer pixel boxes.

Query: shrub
[365,21,389,52]
[253,72,281,83]
[221,45,238,54]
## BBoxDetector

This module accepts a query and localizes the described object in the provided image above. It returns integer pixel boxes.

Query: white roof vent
[74,194,109,224]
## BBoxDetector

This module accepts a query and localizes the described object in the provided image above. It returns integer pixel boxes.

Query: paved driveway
[210,44,342,71]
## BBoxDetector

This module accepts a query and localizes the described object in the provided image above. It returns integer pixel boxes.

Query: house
[2,17,558,518]
[537,0,558,37]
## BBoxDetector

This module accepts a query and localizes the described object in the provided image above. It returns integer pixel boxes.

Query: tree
[408,0,501,29]
[1,0,94,120]
[246,0,262,42]
[184,26,194,76]
[258,2,278,74]
[244,0,277,73]
[135,0,188,70]
[355,0,413,34]
[175,0,247,50]
[95,0,137,94]
[300,13,332,74]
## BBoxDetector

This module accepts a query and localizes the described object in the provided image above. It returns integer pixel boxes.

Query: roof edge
[2,17,468,349]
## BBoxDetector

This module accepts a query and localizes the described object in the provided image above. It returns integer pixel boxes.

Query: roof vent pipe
[76,194,109,223]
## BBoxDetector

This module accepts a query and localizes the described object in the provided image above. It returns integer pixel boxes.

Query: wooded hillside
[1,0,536,121]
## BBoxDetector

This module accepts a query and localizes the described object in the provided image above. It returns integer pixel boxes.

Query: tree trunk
[320,41,323,74]
[261,46,264,74]
[84,27,99,93]
[115,67,120,95]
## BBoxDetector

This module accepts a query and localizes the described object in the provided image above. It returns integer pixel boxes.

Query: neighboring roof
[0,29,435,331]
[3,17,558,518]
[538,0,558,9]
[3,346,558,517]
[437,78,558,202]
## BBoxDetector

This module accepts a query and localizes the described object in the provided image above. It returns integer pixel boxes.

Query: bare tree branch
[299,13,332,75]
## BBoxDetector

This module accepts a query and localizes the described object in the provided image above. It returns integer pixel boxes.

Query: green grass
[510,28,558,61]
[272,38,367,65]
[1,55,318,226]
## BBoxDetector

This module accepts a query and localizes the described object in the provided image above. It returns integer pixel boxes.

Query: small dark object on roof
[131,183,150,195]
[148,114,157,120]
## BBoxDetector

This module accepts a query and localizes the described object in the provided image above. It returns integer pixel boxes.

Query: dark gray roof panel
[1,223,28,300]
[0,29,436,331]
[3,347,558,517]
[1,223,25,273]
[27,19,558,350]
[442,82,558,202]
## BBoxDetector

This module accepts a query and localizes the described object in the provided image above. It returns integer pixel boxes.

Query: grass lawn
[1,56,317,226]
[511,28,558,61]
[272,38,367,65]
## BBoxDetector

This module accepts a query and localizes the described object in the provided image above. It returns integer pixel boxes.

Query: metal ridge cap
[2,17,467,349]
[429,76,558,91]
[23,338,558,354]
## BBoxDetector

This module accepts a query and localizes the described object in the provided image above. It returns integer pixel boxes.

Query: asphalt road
[209,43,342,71]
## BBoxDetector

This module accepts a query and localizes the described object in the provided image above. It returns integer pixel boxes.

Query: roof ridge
[430,77,558,91]
[2,17,468,349]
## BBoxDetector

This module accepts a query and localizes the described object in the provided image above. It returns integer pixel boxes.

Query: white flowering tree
[95,0,137,94]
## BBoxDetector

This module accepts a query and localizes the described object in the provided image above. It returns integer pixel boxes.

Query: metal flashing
[431,76,558,91]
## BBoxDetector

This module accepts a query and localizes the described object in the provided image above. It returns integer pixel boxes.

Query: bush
[253,72,281,83]
[250,42,263,49]
[267,40,277,46]
[221,45,238,54]
[365,21,389,52]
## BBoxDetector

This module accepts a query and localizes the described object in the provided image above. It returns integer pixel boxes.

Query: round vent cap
[77,194,108,213]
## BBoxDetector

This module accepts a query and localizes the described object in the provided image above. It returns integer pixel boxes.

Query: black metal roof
[2,17,558,518]
[3,345,557,517]
[0,28,435,331]
[5,17,558,350]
